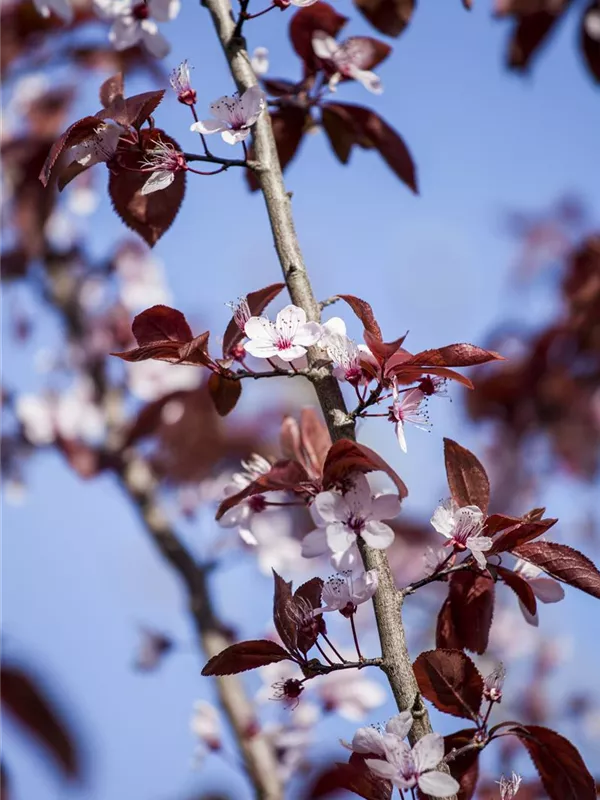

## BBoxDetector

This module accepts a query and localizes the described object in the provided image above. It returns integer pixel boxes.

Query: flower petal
[274,344,308,362]
[239,85,265,126]
[312,31,339,60]
[221,128,250,145]
[345,473,372,517]
[331,543,361,572]
[109,17,141,50]
[530,577,565,603]
[430,501,456,537]
[301,528,329,558]
[243,339,280,359]
[361,521,395,549]
[148,0,180,21]
[276,304,305,339]
[325,522,355,554]
[364,758,397,780]
[371,492,401,521]
[314,490,347,523]
[352,67,383,94]
[395,420,407,452]
[412,732,444,772]
[140,19,170,58]
[190,119,227,135]
[140,169,175,195]
[417,771,460,797]
[385,711,413,739]
[293,321,323,347]
[351,726,385,755]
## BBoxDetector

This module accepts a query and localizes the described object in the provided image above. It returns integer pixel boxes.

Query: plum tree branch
[199,3,456,797]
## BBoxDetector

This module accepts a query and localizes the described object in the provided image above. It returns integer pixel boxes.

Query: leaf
[98,73,124,107]
[322,439,408,498]
[108,130,185,246]
[215,459,310,520]
[262,78,300,96]
[310,755,392,800]
[406,344,504,368]
[97,89,165,129]
[273,570,298,654]
[497,565,537,616]
[448,571,495,654]
[133,305,193,345]
[489,518,558,554]
[581,3,600,83]
[443,438,490,514]
[207,373,242,417]
[444,729,480,800]
[289,2,349,73]
[506,9,567,72]
[201,640,292,676]
[413,649,484,720]
[436,596,462,650]
[364,331,408,363]
[246,108,308,191]
[222,282,285,356]
[338,294,383,339]
[389,363,475,390]
[39,115,100,186]
[321,105,357,164]
[353,0,414,37]
[299,407,331,476]
[512,542,600,599]
[1,665,81,778]
[511,725,595,800]
[483,513,521,537]
[294,577,323,610]
[323,103,417,192]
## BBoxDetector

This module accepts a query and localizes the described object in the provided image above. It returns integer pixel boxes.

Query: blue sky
[3,0,600,798]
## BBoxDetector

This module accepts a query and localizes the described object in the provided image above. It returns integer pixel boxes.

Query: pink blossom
[190,700,221,751]
[497,772,522,799]
[140,140,185,195]
[94,0,180,59]
[483,663,506,702]
[67,120,124,170]
[430,499,492,569]
[218,454,272,545]
[251,47,269,76]
[389,385,429,453]
[190,86,265,145]
[301,473,401,571]
[312,32,383,94]
[317,668,386,720]
[226,296,252,332]
[314,569,379,615]
[243,304,322,362]
[365,732,459,796]
[170,60,196,105]
[16,379,105,445]
[321,318,369,385]
[342,711,413,753]
[513,557,565,625]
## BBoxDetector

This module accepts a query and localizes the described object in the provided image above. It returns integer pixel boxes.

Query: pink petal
[301,528,329,558]
[385,711,413,739]
[395,420,407,452]
[364,758,397,780]
[222,128,250,145]
[417,771,460,797]
[140,169,174,195]
[530,577,565,603]
[190,119,227,135]
[351,726,385,755]
[274,344,307,362]
[412,732,444,772]
[345,473,372,517]
[293,321,322,347]
[312,31,339,60]
[325,522,355,553]
[361,521,395,549]
[371,493,401,522]
[314,491,346,523]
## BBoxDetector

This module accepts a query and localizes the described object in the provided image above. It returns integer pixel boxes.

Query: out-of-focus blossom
[140,141,186,195]
[483,663,506,702]
[126,359,200,401]
[513,556,565,625]
[263,702,319,783]
[301,473,400,571]
[134,628,173,671]
[497,771,522,799]
[243,304,321,362]
[16,379,105,445]
[315,569,378,615]
[389,385,429,453]
[312,32,383,94]
[488,606,539,659]
[114,242,171,312]
[251,47,269,76]
[422,545,449,577]
[218,454,272,545]
[94,0,180,58]
[342,711,413,753]
[317,667,386,720]
[190,86,265,145]
[190,700,222,754]
[170,60,196,105]
[584,8,600,40]
[33,0,73,23]
[430,499,492,569]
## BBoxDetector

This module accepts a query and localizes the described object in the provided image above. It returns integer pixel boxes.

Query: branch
[184,151,256,169]
[199,4,456,797]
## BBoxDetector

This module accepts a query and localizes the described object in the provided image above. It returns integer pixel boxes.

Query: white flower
[584,8,600,40]
[251,47,269,76]
[218,454,272,545]
[497,771,522,800]
[67,120,124,169]
[190,700,221,750]
[94,0,180,59]
[342,711,413,753]
[317,668,386,721]
[513,557,565,625]
[139,140,184,195]
[190,86,265,145]
[320,318,367,385]
[483,663,506,702]
[430,499,492,569]
[390,385,429,453]
[301,473,401,571]
[423,545,448,577]
[263,702,319,783]
[170,59,196,104]
[312,32,383,94]
[115,242,172,312]
[243,304,322,363]
[16,379,105,445]
[365,732,459,797]
[33,0,73,23]
[315,569,378,614]
[126,359,199,401]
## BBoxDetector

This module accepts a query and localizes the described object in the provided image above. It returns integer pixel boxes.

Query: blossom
[243,304,322,363]
[140,140,185,195]
[317,668,386,720]
[365,732,459,796]
[251,47,269,76]
[422,545,449,577]
[170,59,196,105]
[126,360,199,401]
[320,317,375,384]
[513,557,565,625]
[315,569,378,615]
[66,120,124,170]
[389,385,429,453]
[342,711,413,753]
[301,473,401,571]
[218,454,272,545]
[190,86,265,145]
[497,772,522,800]
[115,241,172,312]
[584,8,600,40]
[263,702,319,782]
[312,32,383,94]
[226,296,252,332]
[274,0,319,7]
[483,663,506,702]
[134,628,172,671]
[94,0,180,59]
[16,379,105,445]
[33,0,73,23]
[190,700,221,751]
[430,499,492,569]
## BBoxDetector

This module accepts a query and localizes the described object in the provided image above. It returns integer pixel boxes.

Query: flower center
[132,2,150,19]
[346,514,365,534]
[276,334,293,351]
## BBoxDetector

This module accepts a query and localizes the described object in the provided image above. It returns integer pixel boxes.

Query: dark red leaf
[201,640,292,676]
[497,565,537,616]
[511,725,595,800]
[39,115,100,186]
[389,363,475,390]
[444,729,480,800]
[215,459,310,520]
[310,756,392,800]
[299,408,331,476]
[406,344,504,368]
[512,542,600,599]
[289,2,349,73]
[132,305,193,345]
[98,73,124,107]
[273,570,298,654]
[338,294,383,339]
[483,513,521,537]
[1,665,81,778]
[489,518,558,554]
[323,103,418,192]
[436,597,462,650]
[506,10,567,72]
[413,649,484,720]
[108,130,185,246]
[222,282,285,356]
[123,389,188,447]
[207,373,242,416]
[443,438,490,514]
[97,89,165,129]
[321,105,357,164]
[294,577,323,610]
[581,3,600,82]
[448,571,495,654]
[322,439,408,498]
[354,0,414,37]
[364,330,408,363]
[262,78,300,96]
[247,108,308,191]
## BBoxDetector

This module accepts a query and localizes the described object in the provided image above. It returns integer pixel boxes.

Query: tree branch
[198,4,455,797]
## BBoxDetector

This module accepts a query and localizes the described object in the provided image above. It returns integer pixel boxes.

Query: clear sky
[3,1,600,798]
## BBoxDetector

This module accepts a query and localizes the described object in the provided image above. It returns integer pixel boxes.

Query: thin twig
[184,151,254,169]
